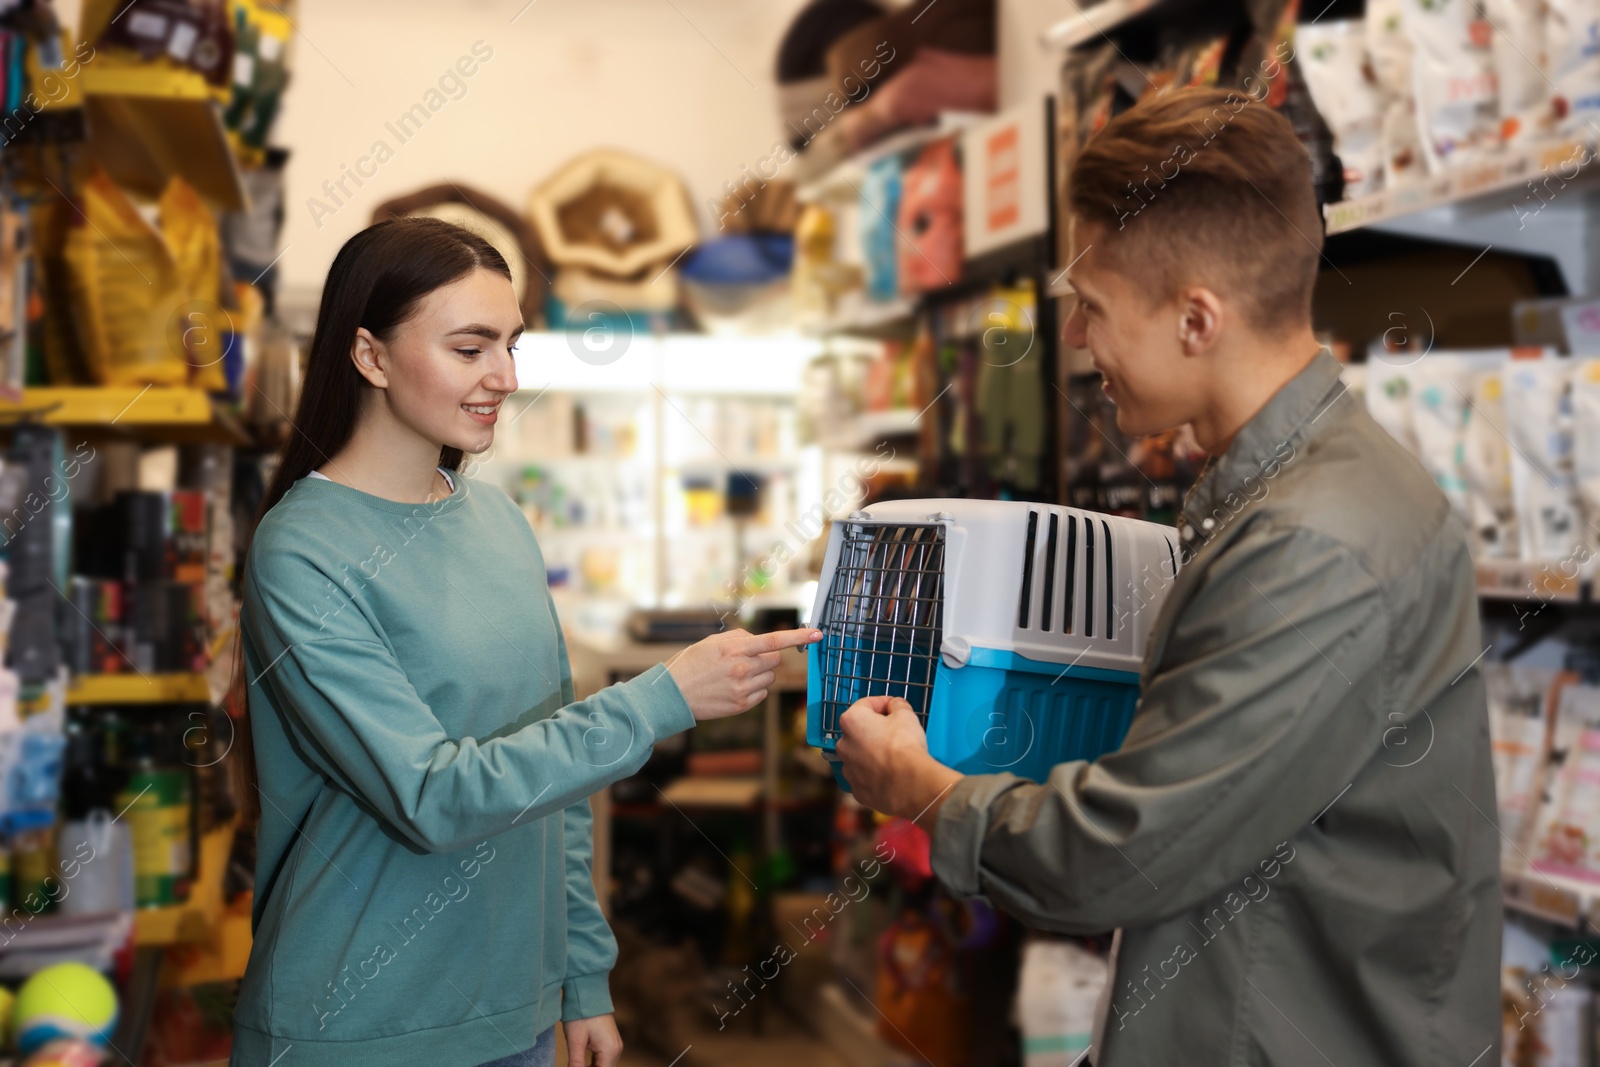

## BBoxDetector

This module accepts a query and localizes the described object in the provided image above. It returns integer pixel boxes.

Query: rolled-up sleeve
[930,519,1391,933]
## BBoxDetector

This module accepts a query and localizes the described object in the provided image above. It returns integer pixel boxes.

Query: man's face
[1061,221,1202,438]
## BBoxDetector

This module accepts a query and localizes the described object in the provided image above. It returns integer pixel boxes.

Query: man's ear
[1176,286,1225,355]
[350,328,388,388]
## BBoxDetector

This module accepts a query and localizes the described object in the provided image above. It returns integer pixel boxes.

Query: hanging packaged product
[1547,0,1600,137]
[1503,353,1583,562]
[115,736,195,908]
[1485,0,1553,144]
[1295,21,1384,198]
[1403,0,1499,172]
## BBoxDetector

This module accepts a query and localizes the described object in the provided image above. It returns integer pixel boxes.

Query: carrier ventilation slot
[816,522,947,737]
[1083,519,1096,638]
[1102,519,1114,639]
[1063,515,1078,635]
[1040,513,1058,632]
[1018,510,1038,629]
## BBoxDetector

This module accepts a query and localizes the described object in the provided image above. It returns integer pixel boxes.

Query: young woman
[229,217,819,1067]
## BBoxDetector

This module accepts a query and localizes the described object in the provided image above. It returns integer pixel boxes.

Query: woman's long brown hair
[228,217,513,827]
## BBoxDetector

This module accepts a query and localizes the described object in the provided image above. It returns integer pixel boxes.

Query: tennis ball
[15,963,118,1055]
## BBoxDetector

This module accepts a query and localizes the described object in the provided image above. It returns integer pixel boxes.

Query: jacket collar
[1177,347,1346,551]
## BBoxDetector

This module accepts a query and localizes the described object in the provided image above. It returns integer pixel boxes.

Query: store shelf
[1042,0,1161,49]
[79,62,248,212]
[134,825,237,951]
[0,386,249,445]
[1323,138,1592,236]
[1475,559,1582,603]
[67,673,213,706]
[817,408,924,452]
[1503,867,1600,929]
[802,296,919,338]
[659,775,765,808]
[796,114,986,203]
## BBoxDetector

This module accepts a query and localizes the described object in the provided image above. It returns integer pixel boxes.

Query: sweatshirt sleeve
[244,548,697,855]
[549,598,620,1020]
[929,520,1391,933]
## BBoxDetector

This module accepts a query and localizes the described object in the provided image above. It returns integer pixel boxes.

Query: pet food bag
[1365,343,1422,458]
[1485,0,1553,144]
[1403,0,1499,172]
[160,177,227,393]
[1462,366,1519,558]
[1503,353,1583,562]
[1571,358,1600,550]
[1483,662,1557,865]
[62,167,186,386]
[1296,21,1385,197]
[1366,0,1425,187]
[1529,682,1600,882]
[1548,0,1600,137]
[1409,351,1505,530]
[1015,940,1107,1067]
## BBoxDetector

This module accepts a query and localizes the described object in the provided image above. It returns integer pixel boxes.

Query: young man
[835,86,1500,1065]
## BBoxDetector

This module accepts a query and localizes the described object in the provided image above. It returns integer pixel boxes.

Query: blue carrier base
[808,644,1141,792]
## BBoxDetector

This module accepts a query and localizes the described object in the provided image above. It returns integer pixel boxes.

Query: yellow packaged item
[161,176,227,391]
[62,166,184,386]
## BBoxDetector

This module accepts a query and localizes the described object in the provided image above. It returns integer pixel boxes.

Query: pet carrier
[807,500,1182,790]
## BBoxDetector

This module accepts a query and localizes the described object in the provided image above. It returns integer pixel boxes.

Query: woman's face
[354,267,523,455]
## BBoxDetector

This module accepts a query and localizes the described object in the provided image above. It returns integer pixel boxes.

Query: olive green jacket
[931,350,1501,1066]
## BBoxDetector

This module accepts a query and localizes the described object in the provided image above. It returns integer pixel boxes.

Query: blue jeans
[476,1024,556,1067]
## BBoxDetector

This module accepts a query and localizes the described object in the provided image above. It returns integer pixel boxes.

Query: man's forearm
[903,757,965,830]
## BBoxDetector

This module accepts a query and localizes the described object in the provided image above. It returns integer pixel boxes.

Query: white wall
[997,0,1068,111]
[272,0,815,297]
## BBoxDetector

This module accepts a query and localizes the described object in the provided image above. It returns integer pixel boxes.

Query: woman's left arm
[549,597,621,1025]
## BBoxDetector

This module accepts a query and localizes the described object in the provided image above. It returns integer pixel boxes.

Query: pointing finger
[750,627,823,653]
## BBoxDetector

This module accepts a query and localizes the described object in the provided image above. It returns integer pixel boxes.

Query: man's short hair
[1068,86,1322,334]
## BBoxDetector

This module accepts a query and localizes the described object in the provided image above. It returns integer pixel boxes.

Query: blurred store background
[0,0,1597,1064]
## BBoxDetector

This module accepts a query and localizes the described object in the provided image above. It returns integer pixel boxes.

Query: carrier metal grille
[816,522,946,738]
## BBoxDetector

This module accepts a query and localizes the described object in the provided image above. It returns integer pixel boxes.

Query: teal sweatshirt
[231,473,695,1067]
